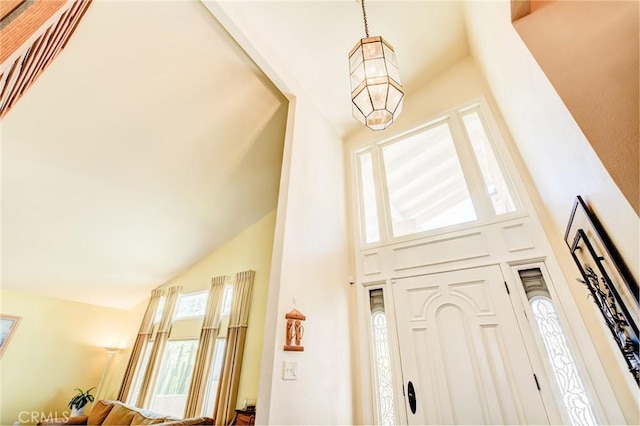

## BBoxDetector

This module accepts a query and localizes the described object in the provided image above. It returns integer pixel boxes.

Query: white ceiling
[1,0,469,309]
[207,0,470,138]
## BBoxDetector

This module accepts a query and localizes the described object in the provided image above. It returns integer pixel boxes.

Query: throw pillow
[101,403,137,426]
[87,401,115,425]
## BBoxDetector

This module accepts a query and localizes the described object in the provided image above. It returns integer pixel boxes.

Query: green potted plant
[68,387,95,416]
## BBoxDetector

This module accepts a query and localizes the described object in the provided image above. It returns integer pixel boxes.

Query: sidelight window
[461,110,516,215]
[369,289,397,426]
[518,268,599,426]
[358,150,381,243]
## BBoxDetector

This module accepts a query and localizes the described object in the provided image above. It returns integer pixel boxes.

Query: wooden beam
[0,0,26,21]
[511,0,531,22]
[0,0,66,64]
[0,0,92,118]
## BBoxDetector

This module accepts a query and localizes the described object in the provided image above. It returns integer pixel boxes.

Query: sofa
[40,400,214,426]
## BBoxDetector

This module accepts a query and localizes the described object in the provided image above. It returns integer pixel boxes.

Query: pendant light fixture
[349,0,404,131]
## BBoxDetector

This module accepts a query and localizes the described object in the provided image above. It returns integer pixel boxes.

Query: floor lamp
[95,347,120,402]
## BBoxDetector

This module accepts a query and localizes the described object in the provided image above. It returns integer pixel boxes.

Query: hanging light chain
[361,0,369,38]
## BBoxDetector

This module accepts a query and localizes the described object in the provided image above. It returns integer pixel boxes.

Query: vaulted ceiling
[1,0,469,308]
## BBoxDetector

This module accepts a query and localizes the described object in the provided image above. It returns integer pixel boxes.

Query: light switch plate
[283,361,298,380]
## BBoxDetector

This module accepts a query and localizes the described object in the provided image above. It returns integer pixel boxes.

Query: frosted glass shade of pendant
[349,36,403,131]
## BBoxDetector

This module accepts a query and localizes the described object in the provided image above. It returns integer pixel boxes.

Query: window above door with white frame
[353,100,520,247]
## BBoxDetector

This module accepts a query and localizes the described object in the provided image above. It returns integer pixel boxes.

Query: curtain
[136,285,181,407]
[184,275,227,417]
[213,270,255,425]
[117,288,162,402]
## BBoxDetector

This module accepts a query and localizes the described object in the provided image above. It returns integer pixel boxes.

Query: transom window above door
[354,101,519,245]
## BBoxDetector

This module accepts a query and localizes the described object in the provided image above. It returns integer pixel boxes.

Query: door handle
[407,380,417,414]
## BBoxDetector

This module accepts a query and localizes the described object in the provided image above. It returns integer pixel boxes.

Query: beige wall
[463,1,639,422]
[101,299,148,402]
[0,210,275,424]
[0,289,135,425]
[514,0,639,214]
[158,210,277,408]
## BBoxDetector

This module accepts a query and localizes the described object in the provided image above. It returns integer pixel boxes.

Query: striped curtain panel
[184,275,227,417]
[136,285,181,407]
[117,288,162,402]
[213,270,255,425]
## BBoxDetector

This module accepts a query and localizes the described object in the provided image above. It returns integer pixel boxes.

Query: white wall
[463,1,639,422]
[257,96,352,425]
[202,3,353,424]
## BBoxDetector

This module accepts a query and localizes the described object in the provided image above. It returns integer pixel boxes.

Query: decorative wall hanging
[284,308,305,352]
[0,314,21,357]
[565,195,639,384]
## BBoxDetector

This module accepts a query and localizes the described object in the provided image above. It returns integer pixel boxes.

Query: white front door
[392,265,549,425]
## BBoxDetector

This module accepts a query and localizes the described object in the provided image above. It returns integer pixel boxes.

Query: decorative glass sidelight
[369,289,396,425]
[519,268,598,426]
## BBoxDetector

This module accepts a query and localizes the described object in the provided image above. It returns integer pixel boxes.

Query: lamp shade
[349,36,403,131]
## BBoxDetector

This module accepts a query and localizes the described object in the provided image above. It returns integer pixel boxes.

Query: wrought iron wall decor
[565,196,639,384]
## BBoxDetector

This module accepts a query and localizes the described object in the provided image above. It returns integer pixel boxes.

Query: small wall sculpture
[284,308,305,352]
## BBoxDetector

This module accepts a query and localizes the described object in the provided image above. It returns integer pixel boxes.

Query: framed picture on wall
[565,195,639,384]
[0,314,21,357]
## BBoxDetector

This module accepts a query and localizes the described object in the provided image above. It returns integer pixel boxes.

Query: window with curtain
[126,342,154,406]
[118,288,163,404]
[120,273,252,422]
[143,289,208,415]
[154,296,166,323]
[148,339,200,417]
[213,270,255,425]
[183,277,229,417]
[118,286,194,411]
[200,285,233,416]
[202,337,227,415]
[221,284,233,316]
